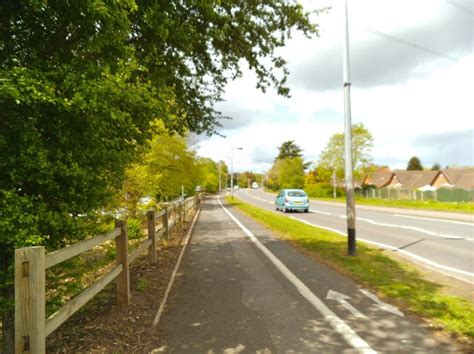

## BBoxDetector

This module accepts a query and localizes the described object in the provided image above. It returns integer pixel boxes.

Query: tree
[431,162,441,171]
[407,156,423,171]
[266,157,305,190]
[198,158,219,193]
[0,2,317,348]
[305,165,333,185]
[217,160,229,190]
[276,141,304,161]
[318,123,374,179]
[238,171,257,188]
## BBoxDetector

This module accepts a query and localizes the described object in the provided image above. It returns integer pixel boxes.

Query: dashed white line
[218,197,376,354]
[393,214,473,226]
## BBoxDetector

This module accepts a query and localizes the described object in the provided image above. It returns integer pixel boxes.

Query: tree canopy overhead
[0,2,319,349]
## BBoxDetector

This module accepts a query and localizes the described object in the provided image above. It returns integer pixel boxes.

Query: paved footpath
[152,197,458,353]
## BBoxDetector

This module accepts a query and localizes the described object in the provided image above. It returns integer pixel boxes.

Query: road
[153,197,457,353]
[236,188,474,284]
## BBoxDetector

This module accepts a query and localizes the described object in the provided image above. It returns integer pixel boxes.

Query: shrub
[305,183,346,198]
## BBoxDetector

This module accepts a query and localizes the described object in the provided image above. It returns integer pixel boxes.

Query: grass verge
[226,196,474,342]
[321,197,473,214]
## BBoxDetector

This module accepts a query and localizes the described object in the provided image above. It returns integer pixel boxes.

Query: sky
[195,0,474,173]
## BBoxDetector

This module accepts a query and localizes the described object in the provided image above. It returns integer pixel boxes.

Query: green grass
[226,196,474,340]
[322,197,474,214]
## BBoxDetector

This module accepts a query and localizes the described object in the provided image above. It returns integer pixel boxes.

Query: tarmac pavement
[152,197,458,353]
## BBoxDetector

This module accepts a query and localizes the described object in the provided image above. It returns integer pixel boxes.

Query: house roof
[393,170,439,190]
[365,171,393,188]
[440,168,474,188]
[455,173,474,190]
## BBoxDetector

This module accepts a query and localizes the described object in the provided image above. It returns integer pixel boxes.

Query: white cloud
[197,0,474,172]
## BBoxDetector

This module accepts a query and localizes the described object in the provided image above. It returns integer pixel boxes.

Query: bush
[127,218,145,240]
[305,183,346,198]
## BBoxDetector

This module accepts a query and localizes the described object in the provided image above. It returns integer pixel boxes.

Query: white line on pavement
[309,209,332,216]
[152,207,202,327]
[289,216,474,284]
[393,214,474,226]
[218,197,376,354]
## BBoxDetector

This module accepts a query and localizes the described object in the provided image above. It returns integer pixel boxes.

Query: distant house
[362,168,393,189]
[361,168,474,191]
[389,170,439,190]
[432,168,474,190]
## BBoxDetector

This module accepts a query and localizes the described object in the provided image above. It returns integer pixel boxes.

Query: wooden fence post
[15,246,45,354]
[147,210,157,264]
[184,199,188,222]
[164,206,170,242]
[115,220,130,306]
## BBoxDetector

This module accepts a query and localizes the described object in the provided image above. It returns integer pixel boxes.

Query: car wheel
[304,208,309,213]
[283,207,288,213]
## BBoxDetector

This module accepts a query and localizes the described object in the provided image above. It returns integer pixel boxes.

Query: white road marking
[244,190,474,282]
[245,190,468,241]
[152,207,202,327]
[310,209,332,216]
[288,216,474,284]
[393,214,474,226]
[327,290,368,319]
[289,216,347,236]
[339,215,467,240]
[218,197,376,354]
[359,289,404,317]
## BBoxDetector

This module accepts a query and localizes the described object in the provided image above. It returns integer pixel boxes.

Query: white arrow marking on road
[359,289,404,317]
[327,290,368,319]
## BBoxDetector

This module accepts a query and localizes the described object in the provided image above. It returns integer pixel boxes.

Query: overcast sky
[196,0,473,173]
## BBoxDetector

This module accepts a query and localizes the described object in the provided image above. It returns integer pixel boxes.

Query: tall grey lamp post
[343,0,356,255]
[218,160,221,193]
[230,147,243,198]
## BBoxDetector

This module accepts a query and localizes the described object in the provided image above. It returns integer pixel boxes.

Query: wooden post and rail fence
[14,195,202,353]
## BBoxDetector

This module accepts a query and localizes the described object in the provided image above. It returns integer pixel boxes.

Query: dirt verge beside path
[46,219,192,353]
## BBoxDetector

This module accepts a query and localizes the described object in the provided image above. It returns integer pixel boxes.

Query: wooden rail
[14,195,202,354]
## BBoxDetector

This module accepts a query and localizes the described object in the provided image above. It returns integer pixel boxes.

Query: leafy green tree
[305,165,334,185]
[267,158,305,190]
[407,156,424,171]
[276,141,304,161]
[0,1,317,348]
[198,158,219,193]
[147,134,202,200]
[238,171,257,188]
[217,160,229,190]
[318,123,374,179]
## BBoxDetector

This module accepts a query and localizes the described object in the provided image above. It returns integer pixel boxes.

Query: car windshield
[287,191,306,197]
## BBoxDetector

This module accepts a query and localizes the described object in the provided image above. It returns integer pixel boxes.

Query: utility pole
[333,169,337,199]
[343,0,356,256]
[230,147,243,199]
[230,152,234,198]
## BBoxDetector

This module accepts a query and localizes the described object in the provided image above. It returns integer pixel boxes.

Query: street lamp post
[230,147,243,198]
[218,160,222,193]
[343,0,356,256]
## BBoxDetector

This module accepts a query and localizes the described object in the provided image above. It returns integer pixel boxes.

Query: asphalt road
[236,188,474,284]
[153,197,458,353]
